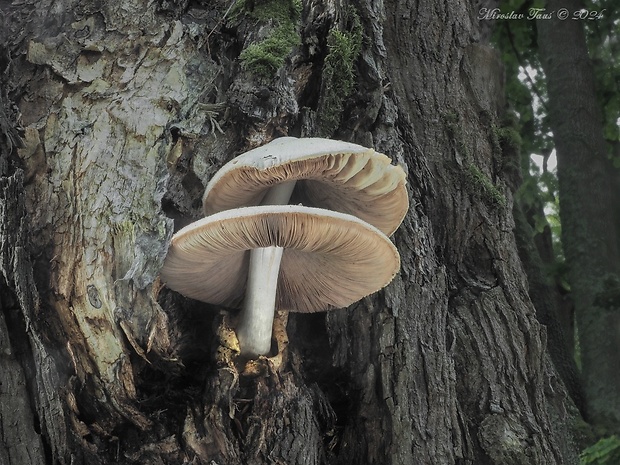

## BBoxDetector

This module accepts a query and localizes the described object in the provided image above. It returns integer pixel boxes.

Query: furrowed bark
[0,172,47,465]
[0,0,580,463]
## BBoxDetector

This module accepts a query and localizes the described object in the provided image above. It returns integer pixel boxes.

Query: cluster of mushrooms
[160,137,409,358]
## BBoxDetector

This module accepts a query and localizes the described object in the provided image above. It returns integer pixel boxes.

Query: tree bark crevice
[0,0,583,463]
[1,169,70,464]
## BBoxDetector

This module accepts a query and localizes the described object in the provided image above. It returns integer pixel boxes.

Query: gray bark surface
[0,171,47,465]
[0,0,579,463]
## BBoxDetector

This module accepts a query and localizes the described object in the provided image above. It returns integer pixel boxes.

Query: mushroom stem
[236,181,297,357]
[236,246,284,357]
[261,180,296,205]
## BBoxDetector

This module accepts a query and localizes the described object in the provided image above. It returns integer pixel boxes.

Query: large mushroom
[160,205,400,357]
[202,137,408,236]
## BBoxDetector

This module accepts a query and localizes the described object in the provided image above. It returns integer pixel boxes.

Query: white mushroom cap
[202,137,408,236]
[160,205,400,313]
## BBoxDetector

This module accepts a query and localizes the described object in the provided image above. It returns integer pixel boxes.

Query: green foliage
[583,0,620,148]
[580,436,620,465]
[492,1,562,272]
[493,0,552,157]
[515,157,565,266]
[316,7,362,137]
[494,2,620,444]
[494,0,620,181]
[236,0,302,77]
[493,1,569,270]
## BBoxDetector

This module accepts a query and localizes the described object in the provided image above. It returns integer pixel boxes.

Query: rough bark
[538,0,620,430]
[513,201,585,417]
[0,0,579,464]
[0,172,47,465]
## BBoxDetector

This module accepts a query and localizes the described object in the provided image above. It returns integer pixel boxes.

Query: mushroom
[160,205,400,357]
[202,137,409,236]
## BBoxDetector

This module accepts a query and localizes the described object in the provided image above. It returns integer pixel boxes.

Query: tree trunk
[0,0,579,464]
[538,0,620,431]
[513,199,585,418]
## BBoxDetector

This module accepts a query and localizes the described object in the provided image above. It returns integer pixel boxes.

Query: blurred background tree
[494,0,620,458]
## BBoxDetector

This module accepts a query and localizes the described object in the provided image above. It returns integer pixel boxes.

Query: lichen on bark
[15,0,219,437]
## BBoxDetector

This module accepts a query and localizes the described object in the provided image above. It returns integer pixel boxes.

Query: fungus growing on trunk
[162,138,408,358]
[202,137,409,236]
[160,205,400,357]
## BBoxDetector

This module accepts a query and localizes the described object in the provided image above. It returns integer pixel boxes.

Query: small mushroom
[202,137,408,236]
[160,205,400,357]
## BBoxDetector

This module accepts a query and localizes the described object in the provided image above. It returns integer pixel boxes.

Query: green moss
[443,112,508,208]
[496,126,522,151]
[316,8,362,137]
[466,163,507,208]
[492,124,522,160]
[580,435,620,465]
[236,0,302,78]
[493,124,523,178]
[240,27,300,77]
